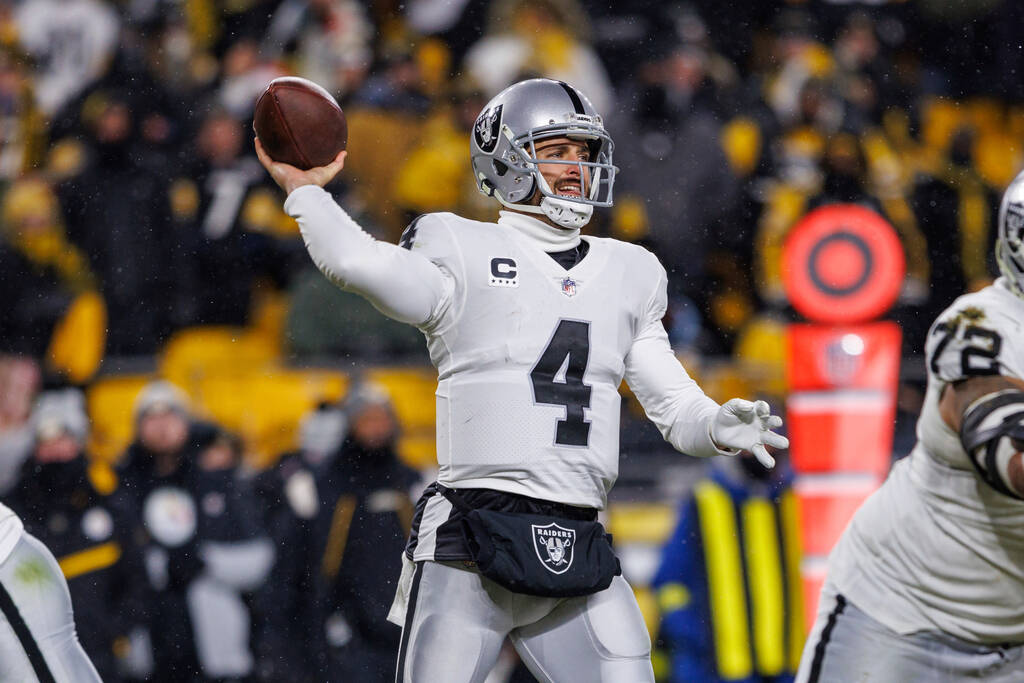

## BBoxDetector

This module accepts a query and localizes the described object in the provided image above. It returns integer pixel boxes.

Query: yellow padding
[780,491,806,669]
[59,543,121,580]
[196,369,347,466]
[743,498,785,676]
[657,582,691,613]
[695,481,751,680]
[47,292,106,384]
[607,503,677,545]
[397,434,436,470]
[160,326,278,392]
[364,367,438,429]
[87,374,157,462]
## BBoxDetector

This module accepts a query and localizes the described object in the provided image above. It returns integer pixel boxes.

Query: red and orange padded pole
[781,205,905,628]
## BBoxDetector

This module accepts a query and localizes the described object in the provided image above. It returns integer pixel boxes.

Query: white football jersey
[407,211,692,508]
[828,279,1024,643]
[285,186,726,513]
[0,502,24,565]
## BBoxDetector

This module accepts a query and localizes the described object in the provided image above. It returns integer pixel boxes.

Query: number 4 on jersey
[531,320,592,447]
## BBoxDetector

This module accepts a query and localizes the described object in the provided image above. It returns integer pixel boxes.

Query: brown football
[253,77,347,170]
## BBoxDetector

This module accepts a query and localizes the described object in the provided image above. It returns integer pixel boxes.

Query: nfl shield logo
[560,277,577,297]
[532,522,575,574]
[822,338,862,386]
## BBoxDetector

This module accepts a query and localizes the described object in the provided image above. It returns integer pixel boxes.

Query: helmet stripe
[556,81,585,115]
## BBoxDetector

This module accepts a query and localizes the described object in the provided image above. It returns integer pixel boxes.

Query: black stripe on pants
[0,579,57,683]
[808,593,848,683]
[395,562,425,683]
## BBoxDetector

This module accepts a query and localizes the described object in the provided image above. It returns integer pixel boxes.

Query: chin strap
[507,196,593,229]
[540,196,593,229]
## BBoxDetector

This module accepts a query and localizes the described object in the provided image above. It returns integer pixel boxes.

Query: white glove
[710,399,789,469]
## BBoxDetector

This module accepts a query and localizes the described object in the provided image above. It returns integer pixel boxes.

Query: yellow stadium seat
[159,326,279,393]
[364,366,438,470]
[195,369,347,467]
[397,433,437,470]
[364,367,438,430]
[86,374,157,462]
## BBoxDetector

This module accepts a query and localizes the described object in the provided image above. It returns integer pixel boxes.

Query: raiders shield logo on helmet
[532,522,575,574]
[474,104,503,154]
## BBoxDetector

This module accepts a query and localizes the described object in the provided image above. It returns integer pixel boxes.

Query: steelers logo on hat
[783,204,905,324]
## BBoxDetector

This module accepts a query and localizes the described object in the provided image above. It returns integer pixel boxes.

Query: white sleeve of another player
[623,262,723,459]
[284,185,452,326]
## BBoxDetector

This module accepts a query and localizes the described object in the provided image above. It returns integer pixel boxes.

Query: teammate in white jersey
[0,502,101,682]
[256,78,788,683]
[796,171,1024,682]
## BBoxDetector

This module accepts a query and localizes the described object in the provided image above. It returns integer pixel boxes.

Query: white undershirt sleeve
[284,185,452,326]
[623,267,725,458]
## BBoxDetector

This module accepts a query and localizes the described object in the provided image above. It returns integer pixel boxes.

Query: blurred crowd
[3,0,1024,680]
[3,0,1024,372]
[2,374,421,681]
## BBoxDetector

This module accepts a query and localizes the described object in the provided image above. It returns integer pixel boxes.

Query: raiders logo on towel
[474,104,503,153]
[532,522,575,574]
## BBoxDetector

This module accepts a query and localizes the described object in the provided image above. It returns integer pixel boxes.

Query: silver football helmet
[997,169,1024,298]
[470,78,617,229]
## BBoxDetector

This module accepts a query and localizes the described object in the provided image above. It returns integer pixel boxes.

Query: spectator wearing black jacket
[6,389,139,681]
[116,381,273,682]
[312,382,421,682]
[251,401,346,682]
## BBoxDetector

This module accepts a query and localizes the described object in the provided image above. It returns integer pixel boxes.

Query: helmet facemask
[498,119,615,229]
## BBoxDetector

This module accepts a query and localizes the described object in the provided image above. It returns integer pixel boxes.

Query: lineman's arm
[940,375,1024,499]
[256,140,451,326]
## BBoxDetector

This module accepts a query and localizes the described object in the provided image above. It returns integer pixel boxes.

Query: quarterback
[0,502,101,682]
[797,171,1024,682]
[257,78,787,683]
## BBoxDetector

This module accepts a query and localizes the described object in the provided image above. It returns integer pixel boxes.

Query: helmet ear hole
[493,160,509,177]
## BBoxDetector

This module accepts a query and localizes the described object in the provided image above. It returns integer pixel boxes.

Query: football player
[796,170,1024,682]
[256,78,788,683]
[0,501,102,682]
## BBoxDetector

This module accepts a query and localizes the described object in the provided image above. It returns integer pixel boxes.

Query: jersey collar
[497,210,581,252]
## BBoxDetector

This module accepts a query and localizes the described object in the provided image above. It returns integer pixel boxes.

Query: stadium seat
[159,326,279,393]
[195,369,347,467]
[86,374,157,462]
[364,367,439,469]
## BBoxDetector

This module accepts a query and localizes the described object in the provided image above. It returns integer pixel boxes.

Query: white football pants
[393,559,654,683]
[0,534,101,683]
[797,584,1024,682]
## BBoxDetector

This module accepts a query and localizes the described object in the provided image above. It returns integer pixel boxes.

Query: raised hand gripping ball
[253,77,347,170]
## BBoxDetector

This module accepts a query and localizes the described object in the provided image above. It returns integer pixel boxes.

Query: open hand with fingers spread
[710,399,789,468]
[255,138,346,195]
